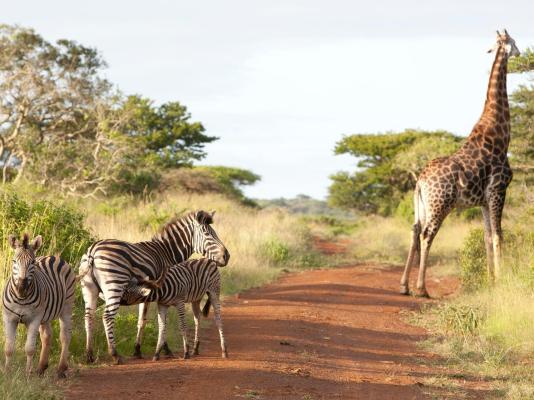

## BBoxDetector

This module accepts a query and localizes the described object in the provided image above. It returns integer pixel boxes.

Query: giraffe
[400,30,520,297]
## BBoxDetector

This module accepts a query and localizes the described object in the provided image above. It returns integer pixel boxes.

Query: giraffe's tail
[412,183,424,258]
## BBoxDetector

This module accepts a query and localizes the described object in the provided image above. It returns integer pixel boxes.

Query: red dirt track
[66,260,491,400]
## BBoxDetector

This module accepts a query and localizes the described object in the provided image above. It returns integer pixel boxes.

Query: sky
[3,1,534,199]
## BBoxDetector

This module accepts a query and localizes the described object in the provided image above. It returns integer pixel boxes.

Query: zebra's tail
[76,252,95,282]
[202,294,211,317]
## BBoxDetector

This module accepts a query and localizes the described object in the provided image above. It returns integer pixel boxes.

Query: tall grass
[417,183,534,399]
[0,187,322,398]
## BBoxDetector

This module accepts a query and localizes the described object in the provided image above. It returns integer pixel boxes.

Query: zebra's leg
[191,300,201,355]
[36,322,52,376]
[3,317,17,370]
[57,302,73,378]
[24,319,41,375]
[134,302,149,358]
[102,296,124,365]
[81,276,99,364]
[209,292,228,358]
[176,300,190,359]
[153,304,169,361]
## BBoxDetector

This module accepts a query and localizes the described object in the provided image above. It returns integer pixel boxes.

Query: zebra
[124,258,227,360]
[78,210,229,364]
[2,233,75,378]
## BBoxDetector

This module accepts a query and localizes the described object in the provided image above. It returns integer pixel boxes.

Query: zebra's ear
[210,210,216,219]
[195,210,214,225]
[21,233,30,249]
[32,235,43,252]
[8,234,18,249]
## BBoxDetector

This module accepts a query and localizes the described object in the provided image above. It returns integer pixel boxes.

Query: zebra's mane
[151,210,213,241]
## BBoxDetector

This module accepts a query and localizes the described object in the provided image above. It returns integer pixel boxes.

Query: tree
[119,95,217,168]
[0,24,109,184]
[329,130,462,215]
[508,47,534,174]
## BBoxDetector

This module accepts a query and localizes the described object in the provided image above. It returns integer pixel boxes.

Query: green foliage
[119,95,218,168]
[459,228,487,291]
[329,129,462,215]
[508,47,534,74]
[261,238,291,264]
[0,187,95,274]
[435,303,485,338]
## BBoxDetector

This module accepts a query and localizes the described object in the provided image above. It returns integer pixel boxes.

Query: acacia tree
[329,130,462,214]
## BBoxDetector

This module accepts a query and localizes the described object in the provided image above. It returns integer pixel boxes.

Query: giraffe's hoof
[414,290,430,298]
[400,285,410,295]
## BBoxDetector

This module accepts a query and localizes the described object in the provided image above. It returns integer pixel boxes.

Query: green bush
[459,228,487,291]
[261,238,291,264]
[0,188,95,276]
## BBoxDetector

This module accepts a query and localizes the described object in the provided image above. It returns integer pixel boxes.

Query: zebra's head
[8,233,42,297]
[192,210,230,266]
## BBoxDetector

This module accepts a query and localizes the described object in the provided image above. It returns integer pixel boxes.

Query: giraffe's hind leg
[400,222,421,295]
[481,206,495,282]
[415,214,447,298]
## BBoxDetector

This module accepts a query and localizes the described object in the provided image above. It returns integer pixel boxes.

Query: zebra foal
[2,233,75,378]
[127,258,227,360]
[79,210,229,364]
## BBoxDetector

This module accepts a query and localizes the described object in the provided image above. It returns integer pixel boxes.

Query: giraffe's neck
[479,45,510,124]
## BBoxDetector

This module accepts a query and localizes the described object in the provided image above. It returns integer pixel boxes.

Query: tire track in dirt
[66,264,490,399]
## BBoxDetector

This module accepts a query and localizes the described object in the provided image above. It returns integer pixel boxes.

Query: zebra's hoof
[400,285,410,295]
[193,349,199,356]
[183,352,190,360]
[86,351,95,364]
[162,343,173,356]
[222,350,228,359]
[57,370,67,379]
[152,355,160,362]
[133,346,143,359]
[113,355,124,365]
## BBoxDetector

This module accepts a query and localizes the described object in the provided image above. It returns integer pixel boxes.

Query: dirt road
[66,262,490,400]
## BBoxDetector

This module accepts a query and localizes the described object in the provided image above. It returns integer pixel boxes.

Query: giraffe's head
[487,29,520,57]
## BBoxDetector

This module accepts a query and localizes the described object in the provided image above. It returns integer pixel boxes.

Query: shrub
[261,238,291,264]
[0,188,95,278]
[459,228,487,291]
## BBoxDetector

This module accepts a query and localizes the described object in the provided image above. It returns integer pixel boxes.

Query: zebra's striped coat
[2,234,75,377]
[128,258,227,360]
[79,210,229,364]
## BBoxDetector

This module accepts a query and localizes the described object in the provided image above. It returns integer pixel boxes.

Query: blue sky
[4,1,534,198]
